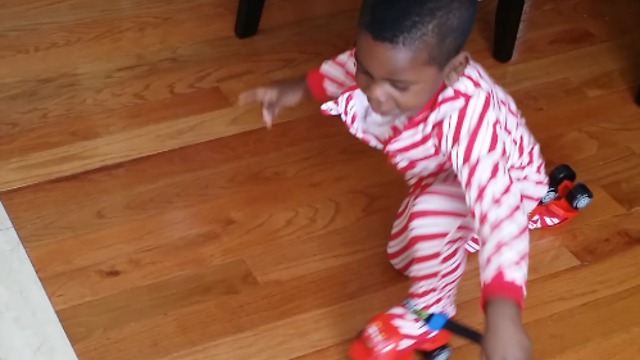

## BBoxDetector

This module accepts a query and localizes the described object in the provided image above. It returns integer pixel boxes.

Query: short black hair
[357,0,478,69]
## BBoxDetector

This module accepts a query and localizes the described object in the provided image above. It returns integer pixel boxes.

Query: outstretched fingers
[238,87,278,129]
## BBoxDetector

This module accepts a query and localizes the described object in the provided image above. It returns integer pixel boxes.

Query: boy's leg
[383,181,473,350]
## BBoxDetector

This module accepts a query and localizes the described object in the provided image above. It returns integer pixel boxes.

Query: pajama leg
[383,181,474,350]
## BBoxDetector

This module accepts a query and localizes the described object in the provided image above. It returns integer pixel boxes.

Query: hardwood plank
[466,0,608,65]
[580,0,640,40]
[58,258,261,344]
[258,0,361,30]
[0,87,231,161]
[573,66,640,98]
[517,90,638,149]
[557,210,640,264]
[24,177,398,274]
[2,116,360,214]
[602,177,640,211]
[38,180,403,310]
[489,35,639,92]
[0,2,231,61]
[587,113,640,153]
[158,284,408,360]
[508,77,587,115]
[0,6,362,190]
[291,341,351,360]
[496,4,602,62]
[3,121,395,246]
[540,136,638,173]
[244,207,399,282]
[547,326,640,360]
[0,0,217,29]
[572,152,640,187]
[67,253,407,359]
[0,6,357,124]
[0,99,321,191]
[0,3,232,83]
[514,244,640,322]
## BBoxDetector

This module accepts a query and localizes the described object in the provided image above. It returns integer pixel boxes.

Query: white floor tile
[0,202,12,230]
[0,225,78,360]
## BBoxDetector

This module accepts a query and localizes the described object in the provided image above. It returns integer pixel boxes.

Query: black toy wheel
[541,164,577,204]
[548,164,577,187]
[418,345,452,360]
[565,183,593,210]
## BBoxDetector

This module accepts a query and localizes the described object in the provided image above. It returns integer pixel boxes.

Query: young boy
[240,0,549,358]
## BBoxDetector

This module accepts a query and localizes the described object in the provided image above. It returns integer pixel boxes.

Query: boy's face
[354,31,465,117]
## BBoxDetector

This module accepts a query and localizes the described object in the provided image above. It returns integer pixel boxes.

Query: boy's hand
[238,77,308,129]
[482,298,531,360]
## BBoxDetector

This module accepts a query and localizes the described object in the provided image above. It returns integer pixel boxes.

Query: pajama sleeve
[306,48,357,102]
[442,91,530,309]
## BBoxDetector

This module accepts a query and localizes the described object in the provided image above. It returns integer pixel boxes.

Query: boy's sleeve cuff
[480,273,525,311]
[306,68,329,102]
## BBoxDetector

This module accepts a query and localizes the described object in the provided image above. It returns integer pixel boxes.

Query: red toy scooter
[350,164,593,360]
[349,310,482,360]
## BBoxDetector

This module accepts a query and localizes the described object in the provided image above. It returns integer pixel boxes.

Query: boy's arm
[239,48,355,128]
[306,48,357,102]
[442,91,530,310]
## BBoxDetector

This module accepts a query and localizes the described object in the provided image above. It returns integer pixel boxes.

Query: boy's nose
[365,84,395,114]
[366,85,391,106]
[366,83,389,102]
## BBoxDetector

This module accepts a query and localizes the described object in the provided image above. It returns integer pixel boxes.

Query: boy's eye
[390,82,410,91]
[356,66,371,78]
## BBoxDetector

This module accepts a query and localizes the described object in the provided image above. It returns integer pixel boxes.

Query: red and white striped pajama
[306,49,549,350]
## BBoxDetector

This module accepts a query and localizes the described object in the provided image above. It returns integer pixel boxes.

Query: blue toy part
[402,299,450,331]
[425,313,449,331]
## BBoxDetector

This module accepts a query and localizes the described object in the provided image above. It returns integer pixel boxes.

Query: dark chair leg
[493,0,525,63]
[636,87,640,106]
[235,0,266,38]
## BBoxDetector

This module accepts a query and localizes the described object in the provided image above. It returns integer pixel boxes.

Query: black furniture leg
[235,0,266,38]
[493,0,525,63]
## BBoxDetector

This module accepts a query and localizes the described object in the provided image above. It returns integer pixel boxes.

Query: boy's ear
[442,51,470,86]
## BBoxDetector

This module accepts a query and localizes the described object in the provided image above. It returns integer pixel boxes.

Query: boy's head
[354,0,477,116]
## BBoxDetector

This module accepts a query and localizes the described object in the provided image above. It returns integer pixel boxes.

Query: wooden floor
[1,0,640,359]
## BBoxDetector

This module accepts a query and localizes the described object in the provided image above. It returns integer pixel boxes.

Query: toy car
[528,163,593,229]
[349,312,482,360]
